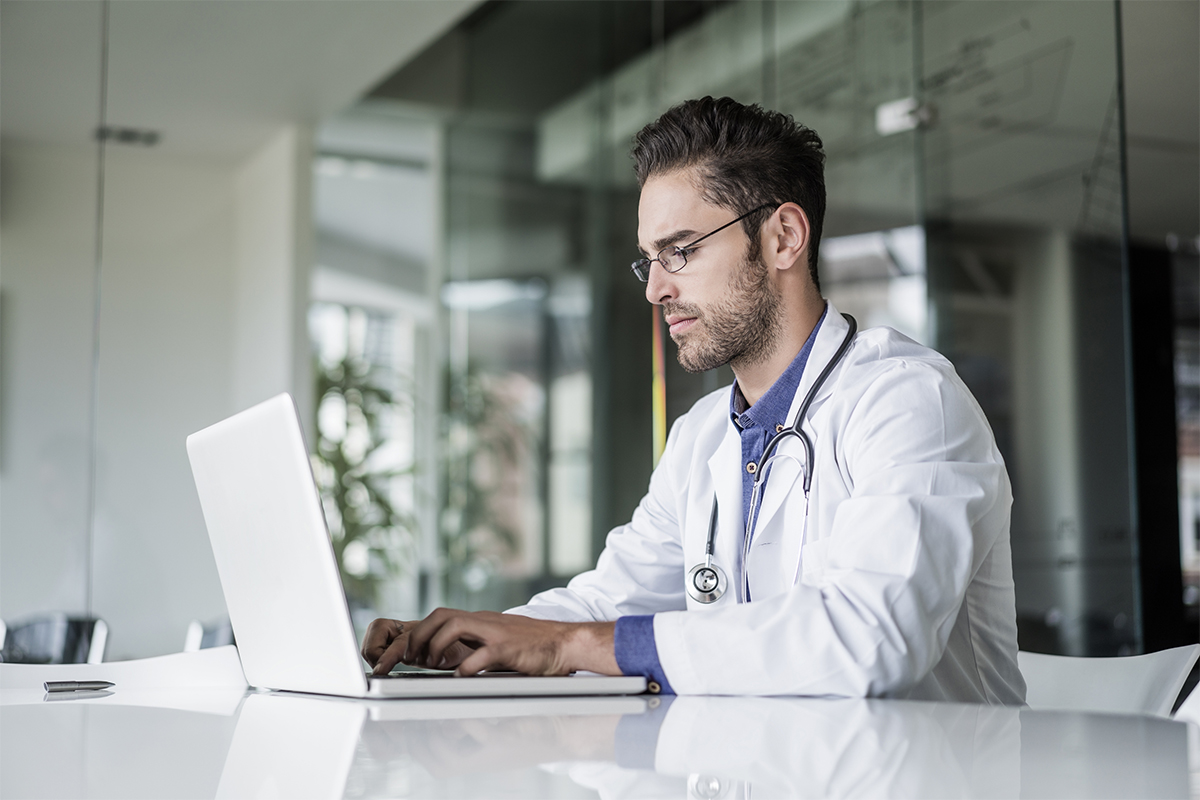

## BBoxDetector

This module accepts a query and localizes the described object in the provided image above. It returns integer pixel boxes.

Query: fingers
[403,607,462,667]
[361,618,403,667]
[371,632,410,676]
[455,645,507,677]
[399,608,574,676]
[362,619,429,675]
[361,614,493,675]
[425,612,495,669]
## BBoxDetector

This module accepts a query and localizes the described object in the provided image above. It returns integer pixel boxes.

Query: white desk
[1,678,1192,799]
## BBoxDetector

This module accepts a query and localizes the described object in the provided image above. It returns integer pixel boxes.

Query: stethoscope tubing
[689,312,858,605]
[751,311,859,497]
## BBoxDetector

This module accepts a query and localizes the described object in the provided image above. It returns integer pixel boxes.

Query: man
[363,97,1026,704]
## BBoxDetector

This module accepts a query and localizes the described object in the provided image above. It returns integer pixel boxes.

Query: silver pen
[44,680,115,693]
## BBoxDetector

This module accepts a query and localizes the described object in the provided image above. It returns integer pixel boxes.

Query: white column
[231,126,316,441]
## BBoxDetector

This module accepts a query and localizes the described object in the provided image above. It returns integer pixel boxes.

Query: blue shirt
[731,304,827,543]
[614,306,828,692]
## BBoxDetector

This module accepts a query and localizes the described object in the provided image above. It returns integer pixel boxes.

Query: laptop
[186,393,646,699]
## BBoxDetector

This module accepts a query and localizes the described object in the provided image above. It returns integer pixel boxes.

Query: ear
[762,202,810,273]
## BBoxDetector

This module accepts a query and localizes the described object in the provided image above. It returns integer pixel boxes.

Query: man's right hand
[360,617,477,676]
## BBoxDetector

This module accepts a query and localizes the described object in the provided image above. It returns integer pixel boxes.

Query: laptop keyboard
[370,668,449,679]
[370,669,525,679]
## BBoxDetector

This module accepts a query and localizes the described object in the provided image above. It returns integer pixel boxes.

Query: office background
[1,0,1196,663]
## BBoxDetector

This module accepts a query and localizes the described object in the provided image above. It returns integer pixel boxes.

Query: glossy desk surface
[2,680,1195,799]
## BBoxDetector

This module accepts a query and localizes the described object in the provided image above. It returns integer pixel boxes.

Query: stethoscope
[686,312,858,604]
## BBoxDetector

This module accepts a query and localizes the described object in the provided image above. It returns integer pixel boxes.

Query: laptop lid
[188,393,369,696]
[189,394,646,700]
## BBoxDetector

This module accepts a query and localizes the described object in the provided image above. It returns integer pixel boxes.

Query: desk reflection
[232,693,1178,800]
[2,689,1186,798]
[346,696,1022,799]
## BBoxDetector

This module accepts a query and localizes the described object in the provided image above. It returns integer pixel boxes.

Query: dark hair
[632,96,826,291]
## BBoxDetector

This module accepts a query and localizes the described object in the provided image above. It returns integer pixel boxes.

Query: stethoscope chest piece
[686,560,726,604]
[682,312,857,608]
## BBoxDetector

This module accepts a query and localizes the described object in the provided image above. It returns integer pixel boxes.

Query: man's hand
[361,618,477,676]
[401,608,620,677]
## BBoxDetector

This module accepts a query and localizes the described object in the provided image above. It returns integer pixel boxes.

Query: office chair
[0,613,108,664]
[1019,644,1200,718]
[183,617,235,652]
[1176,681,1200,725]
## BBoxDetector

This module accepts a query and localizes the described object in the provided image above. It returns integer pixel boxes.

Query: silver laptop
[186,393,646,699]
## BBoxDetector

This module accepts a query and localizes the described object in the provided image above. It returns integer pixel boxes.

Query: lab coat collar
[703,300,855,601]
[746,302,853,572]
[705,415,744,544]
[785,301,852,436]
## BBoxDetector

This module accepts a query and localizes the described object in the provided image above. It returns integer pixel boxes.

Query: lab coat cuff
[650,611,699,695]
[614,615,675,695]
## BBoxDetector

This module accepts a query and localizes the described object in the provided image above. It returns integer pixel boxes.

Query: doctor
[363,97,1026,704]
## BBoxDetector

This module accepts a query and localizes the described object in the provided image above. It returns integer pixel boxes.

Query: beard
[664,251,784,374]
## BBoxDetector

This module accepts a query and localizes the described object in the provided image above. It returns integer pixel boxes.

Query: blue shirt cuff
[613,615,675,695]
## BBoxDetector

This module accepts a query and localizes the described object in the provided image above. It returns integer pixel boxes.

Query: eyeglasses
[630,204,775,282]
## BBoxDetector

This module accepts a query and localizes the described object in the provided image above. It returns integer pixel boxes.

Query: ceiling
[2,0,1191,237]
[528,0,1196,242]
[0,0,483,162]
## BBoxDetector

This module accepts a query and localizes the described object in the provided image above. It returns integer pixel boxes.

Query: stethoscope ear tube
[685,313,857,605]
[788,312,856,494]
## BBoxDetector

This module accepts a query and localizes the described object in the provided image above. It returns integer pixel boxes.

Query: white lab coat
[510,304,1026,704]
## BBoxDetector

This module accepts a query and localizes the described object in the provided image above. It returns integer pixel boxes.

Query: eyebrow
[637,229,701,258]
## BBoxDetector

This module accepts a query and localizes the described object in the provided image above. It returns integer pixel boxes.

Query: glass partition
[365,0,1137,656]
[371,0,925,614]
[0,0,474,659]
[0,1,106,647]
[310,109,439,631]
[1,0,1147,661]
[916,0,1133,655]
[87,2,244,658]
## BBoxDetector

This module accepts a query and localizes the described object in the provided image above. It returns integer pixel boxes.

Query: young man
[363,97,1026,704]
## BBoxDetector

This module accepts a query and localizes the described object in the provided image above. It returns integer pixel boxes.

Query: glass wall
[4,0,1169,661]
[0,0,473,659]
[356,0,1140,655]
[1174,242,1200,628]
[917,1,1133,655]
[309,109,440,632]
[0,0,105,641]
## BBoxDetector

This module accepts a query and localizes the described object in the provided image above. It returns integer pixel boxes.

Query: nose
[645,260,677,306]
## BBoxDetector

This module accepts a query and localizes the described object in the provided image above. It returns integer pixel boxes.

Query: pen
[43,680,115,693]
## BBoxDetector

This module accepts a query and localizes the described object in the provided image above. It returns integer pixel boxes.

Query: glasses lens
[659,246,687,273]
[630,260,650,282]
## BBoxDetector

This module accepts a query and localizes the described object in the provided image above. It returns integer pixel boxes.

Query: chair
[182,617,234,652]
[1175,677,1200,723]
[0,613,108,664]
[1019,644,1200,718]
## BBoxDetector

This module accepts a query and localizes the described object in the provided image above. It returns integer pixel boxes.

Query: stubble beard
[666,251,784,374]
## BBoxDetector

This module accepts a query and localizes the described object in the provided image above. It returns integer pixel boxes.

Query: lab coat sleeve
[653,360,1009,696]
[505,416,691,623]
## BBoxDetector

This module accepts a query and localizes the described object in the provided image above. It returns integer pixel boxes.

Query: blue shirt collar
[730,304,828,430]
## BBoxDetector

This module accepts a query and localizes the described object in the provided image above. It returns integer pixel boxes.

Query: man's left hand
[401,608,620,677]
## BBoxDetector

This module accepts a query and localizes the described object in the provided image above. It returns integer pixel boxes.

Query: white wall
[233,128,315,437]
[0,141,101,620]
[89,145,239,659]
[0,129,314,659]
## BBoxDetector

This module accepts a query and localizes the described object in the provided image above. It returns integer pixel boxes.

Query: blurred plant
[441,364,536,606]
[312,341,417,610]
